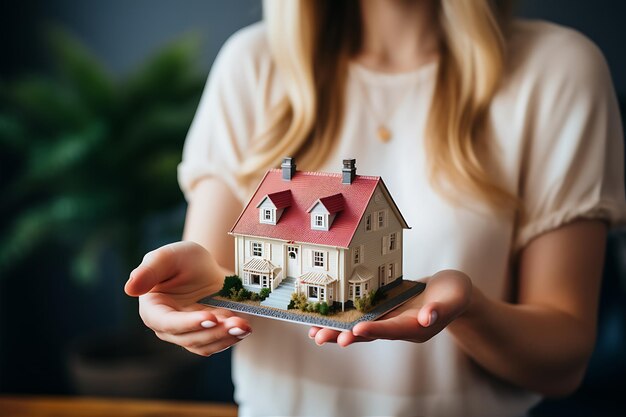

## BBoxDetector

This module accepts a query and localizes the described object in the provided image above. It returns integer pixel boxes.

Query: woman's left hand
[309,270,473,347]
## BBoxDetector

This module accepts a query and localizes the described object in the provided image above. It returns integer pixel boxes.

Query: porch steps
[260,277,296,310]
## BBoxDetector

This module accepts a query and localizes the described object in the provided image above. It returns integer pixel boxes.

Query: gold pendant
[377,125,392,143]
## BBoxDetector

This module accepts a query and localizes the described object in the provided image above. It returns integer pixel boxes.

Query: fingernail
[236,332,251,340]
[428,311,438,327]
[201,320,217,329]
[228,327,249,337]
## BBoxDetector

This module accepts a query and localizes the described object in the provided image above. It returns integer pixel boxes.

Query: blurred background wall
[1,0,625,415]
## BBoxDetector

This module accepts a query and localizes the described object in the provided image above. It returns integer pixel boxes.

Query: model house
[230,158,410,311]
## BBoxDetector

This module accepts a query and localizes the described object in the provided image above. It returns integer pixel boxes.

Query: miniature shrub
[230,287,252,302]
[291,292,308,311]
[259,288,271,301]
[371,288,386,305]
[319,302,330,316]
[355,290,381,313]
[287,300,296,310]
[355,289,385,313]
[249,292,260,302]
[219,275,243,297]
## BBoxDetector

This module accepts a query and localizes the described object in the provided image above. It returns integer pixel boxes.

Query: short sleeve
[177,23,268,204]
[515,29,626,251]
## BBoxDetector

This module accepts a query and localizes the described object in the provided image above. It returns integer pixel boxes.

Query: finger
[155,320,250,350]
[158,329,246,357]
[125,243,182,296]
[140,301,220,334]
[352,313,422,340]
[186,337,244,357]
[308,327,322,339]
[336,331,371,347]
[314,328,342,345]
[417,302,442,328]
[221,315,253,336]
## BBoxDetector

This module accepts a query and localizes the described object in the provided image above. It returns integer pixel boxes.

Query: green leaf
[9,76,92,131]
[47,26,116,114]
[125,34,201,103]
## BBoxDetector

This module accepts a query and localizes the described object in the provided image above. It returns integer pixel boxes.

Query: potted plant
[0,28,218,399]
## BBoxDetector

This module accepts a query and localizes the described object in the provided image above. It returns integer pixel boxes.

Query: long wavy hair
[239,0,516,211]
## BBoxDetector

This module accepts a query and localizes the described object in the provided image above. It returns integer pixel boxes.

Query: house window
[365,283,369,291]
[349,285,354,298]
[308,286,319,298]
[365,214,372,231]
[287,246,298,259]
[251,274,261,285]
[353,246,361,265]
[313,251,325,268]
[259,208,276,224]
[389,233,397,251]
[252,242,263,257]
[377,210,387,229]
[315,215,324,227]
[388,263,395,281]
[355,285,361,298]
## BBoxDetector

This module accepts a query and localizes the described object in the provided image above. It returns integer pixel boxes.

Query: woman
[125,0,625,416]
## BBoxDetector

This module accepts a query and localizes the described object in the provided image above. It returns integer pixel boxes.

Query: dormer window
[260,208,275,224]
[312,214,327,230]
[307,193,344,232]
[256,190,291,225]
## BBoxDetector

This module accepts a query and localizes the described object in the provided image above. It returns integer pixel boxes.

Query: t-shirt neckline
[349,60,438,85]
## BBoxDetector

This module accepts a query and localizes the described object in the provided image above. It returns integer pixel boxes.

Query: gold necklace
[358,73,418,143]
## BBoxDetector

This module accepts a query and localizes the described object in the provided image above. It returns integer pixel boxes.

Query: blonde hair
[240,0,516,211]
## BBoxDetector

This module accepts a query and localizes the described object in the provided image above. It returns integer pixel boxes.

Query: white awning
[348,265,374,284]
[299,271,337,285]
[243,258,280,274]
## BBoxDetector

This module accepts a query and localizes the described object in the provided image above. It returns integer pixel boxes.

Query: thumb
[125,244,180,297]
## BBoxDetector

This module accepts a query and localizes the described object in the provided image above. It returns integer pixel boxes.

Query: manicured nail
[428,311,438,327]
[228,327,249,337]
[236,332,251,340]
[201,320,216,329]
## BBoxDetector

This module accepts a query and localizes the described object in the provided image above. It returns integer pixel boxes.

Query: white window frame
[353,246,361,265]
[365,213,372,232]
[315,214,324,227]
[313,251,326,268]
[259,207,276,224]
[251,241,263,257]
[308,286,319,299]
[377,210,387,229]
[388,263,394,281]
[389,232,397,251]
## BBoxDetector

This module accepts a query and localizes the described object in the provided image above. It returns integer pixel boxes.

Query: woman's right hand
[124,241,252,356]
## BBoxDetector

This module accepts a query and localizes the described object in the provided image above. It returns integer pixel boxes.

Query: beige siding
[340,184,404,302]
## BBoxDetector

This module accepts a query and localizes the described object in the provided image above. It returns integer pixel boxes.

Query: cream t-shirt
[178,20,626,417]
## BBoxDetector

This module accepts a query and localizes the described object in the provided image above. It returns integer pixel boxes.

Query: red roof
[308,193,344,214]
[231,169,408,248]
[257,190,292,209]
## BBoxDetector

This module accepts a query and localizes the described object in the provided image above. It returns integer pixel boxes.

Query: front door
[287,245,300,278]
